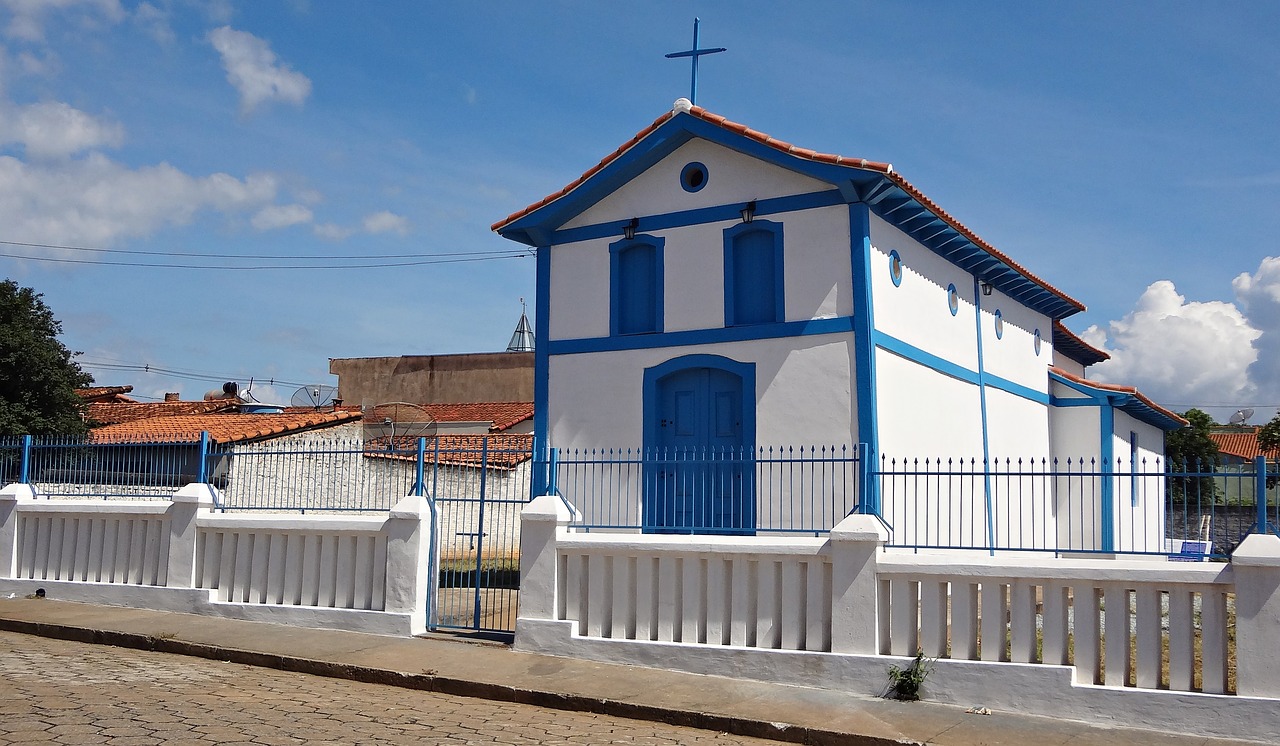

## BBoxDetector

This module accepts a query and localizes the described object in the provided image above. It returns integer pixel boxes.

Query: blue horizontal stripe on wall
[873,331,1050,405]
[550,189,845,246]
[546,316,855,355]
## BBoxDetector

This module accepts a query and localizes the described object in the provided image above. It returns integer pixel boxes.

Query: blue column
[197,431,210,484]
[19,435,31,484]
[1256,455,1268,535]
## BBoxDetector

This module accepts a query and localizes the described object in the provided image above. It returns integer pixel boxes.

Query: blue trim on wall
[609,234,665,336]
[849,203,881,514]
[872,331,1050,405]
[642,353,757,455]
[547,315,855,355]
[1130,430,1139,508]
[971,277,995,554]
[723,219,785,327]
[532,244,552,497]
[1100,401,1116,553]
[550,189,844,247]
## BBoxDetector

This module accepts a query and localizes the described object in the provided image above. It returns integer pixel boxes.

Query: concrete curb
[0,616,914,746]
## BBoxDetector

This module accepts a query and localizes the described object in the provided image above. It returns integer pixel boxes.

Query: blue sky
[1,1,1278,423]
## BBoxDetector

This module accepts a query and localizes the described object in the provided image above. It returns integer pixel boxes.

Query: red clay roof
[368,401,534,432]
[89,410,362,445]
[88,400,233,426]
[1050,367,1187,427]
[75,386,136,403]
[1052,320,1110,366]
[491,104,1084,315]
[1209,428,1277,460]
[365,433,534,469]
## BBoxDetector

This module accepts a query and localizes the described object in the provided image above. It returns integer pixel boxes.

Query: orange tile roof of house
[1209,428,1277,460]
[87,400,234,426]
[75,386,137,403]
[492,104,1084,316]
[89,410,362,445]
[1050,367,1187,427]
[365,433,534,469]
[367,401,534,432]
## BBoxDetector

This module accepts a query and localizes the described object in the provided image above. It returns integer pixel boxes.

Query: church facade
[494,100,1183,550]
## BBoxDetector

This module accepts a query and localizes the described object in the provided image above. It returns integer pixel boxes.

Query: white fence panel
[15,501,169,585]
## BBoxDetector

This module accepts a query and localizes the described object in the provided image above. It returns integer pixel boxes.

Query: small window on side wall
[723,221,784,326]
[610,236,664,335]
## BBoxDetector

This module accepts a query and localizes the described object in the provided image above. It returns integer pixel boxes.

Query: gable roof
[1052,321,1110,367]
[89,410,362,445]
[1049,367,1187,431]
[494,101,1085,320]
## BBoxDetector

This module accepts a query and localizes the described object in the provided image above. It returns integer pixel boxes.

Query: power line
[79,359,320,390]
[0,250,531,270]
[0,238,526,261]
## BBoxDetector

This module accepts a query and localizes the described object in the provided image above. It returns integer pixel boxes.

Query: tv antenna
[291,384,338,410]
[1229,408,1255,426]
[364,402,437,447]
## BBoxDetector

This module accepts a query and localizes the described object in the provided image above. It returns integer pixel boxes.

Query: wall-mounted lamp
[740,200,756,224]
[980,280,993,296]
[623,217,639,240]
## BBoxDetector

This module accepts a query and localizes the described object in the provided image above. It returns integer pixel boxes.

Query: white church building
[493,100,1184,553]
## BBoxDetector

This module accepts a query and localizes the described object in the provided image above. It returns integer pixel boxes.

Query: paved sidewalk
[0,598,1261,746]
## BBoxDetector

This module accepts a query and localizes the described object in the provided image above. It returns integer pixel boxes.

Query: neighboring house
[493,99,1184,547]
[1208,426,1278,505]
[329,352,533,408]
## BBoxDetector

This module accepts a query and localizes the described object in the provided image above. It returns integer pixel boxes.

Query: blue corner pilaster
[1256,455,1269,535]
[848,203,880,514]
[19,435,31,484]
[197,431,210,484]
[1099,404,1115,553]
[532,243,551,498]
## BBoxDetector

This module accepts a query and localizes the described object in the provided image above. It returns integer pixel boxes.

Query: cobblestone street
[0,631,782,745]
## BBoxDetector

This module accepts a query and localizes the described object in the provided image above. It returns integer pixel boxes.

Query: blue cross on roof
[665,18,726,106]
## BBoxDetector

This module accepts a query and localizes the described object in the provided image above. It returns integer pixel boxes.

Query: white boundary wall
[0,483,435,636]
[518,495,1280,743]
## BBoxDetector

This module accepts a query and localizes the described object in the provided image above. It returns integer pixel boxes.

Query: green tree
[1257,412,1280,456]
[1165,408,1220,502]
[0,280,92,436]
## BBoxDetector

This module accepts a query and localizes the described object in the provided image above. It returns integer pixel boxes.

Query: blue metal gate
[430,436,530,638]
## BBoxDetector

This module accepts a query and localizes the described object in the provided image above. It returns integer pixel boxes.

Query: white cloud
[0,151,279,247]
[251,203,312,231]
[0,100,123,158]
[1085,280,1260,409]
[0,0,124,42]
[313,222,353,241]
[207,26,311,115]
[362,210,408,235]
[1232,257,1280,406]
[131,2,172,45]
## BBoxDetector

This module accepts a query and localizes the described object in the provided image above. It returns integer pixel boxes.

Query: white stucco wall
[1111,411,1167,554]
[561,138,831,231]
[546,335,857,451]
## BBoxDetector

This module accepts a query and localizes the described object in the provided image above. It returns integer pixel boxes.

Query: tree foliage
[1165,408,1220,502]
[0,280,92,436]
[1258,412,1280,456]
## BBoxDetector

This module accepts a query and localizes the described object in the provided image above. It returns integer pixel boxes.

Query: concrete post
[828,512,887,654]
[167,484,216,589]
[1231,533,1280,697]
[0,484,34,579]
[518,495,573,621]
[385,494,434,635]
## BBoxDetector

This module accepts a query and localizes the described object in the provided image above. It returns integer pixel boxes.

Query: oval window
[889,250,903,287]
[1034,328,1042,356]
[947,283,959,316]
[680,162,708,193]
[994,309,1004,339]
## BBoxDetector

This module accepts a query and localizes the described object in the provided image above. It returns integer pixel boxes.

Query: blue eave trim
[547,315,855,356]
[1048,371,1183,431]
[495,111,1081,320]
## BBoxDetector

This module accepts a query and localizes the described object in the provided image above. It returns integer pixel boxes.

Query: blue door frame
[642,355,756,534]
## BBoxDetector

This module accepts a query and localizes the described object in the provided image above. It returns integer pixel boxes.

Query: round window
[994,309,1004,339]
[889,250,903,287]
[947,283,959,316]
[1034,328,1042,356]
[680,162,708,193]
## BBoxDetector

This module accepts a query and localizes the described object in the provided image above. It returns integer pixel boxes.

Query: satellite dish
[363,402,437,446]
[291,384,339,410]
[1229,408,1255,426]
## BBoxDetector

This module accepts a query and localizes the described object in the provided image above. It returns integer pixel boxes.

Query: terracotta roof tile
[1209,428,1277,460]
[369,401,533,432]
[491,104,1082,314]
[75,386,136,403]
[365,433,534,469]
[88,400,233,426]
[1052,320,1110,365]
[88,410,362,445]
[1050,367,1187,427]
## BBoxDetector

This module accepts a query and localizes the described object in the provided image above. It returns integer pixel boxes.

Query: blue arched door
[644,359,754,534]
